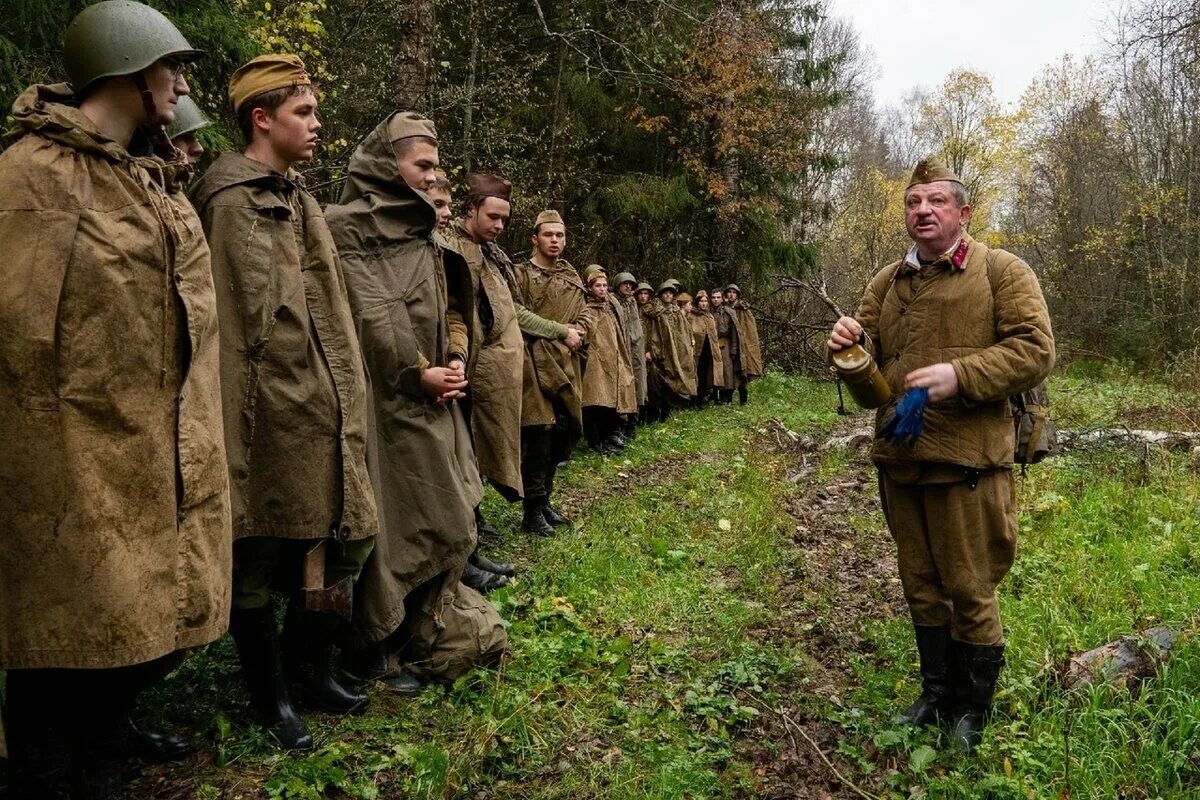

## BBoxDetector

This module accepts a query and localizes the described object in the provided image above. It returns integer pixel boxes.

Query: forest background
[2,0,1198,377]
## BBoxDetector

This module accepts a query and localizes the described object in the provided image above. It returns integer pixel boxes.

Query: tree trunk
[462,0,479,173]
[394,0,435,112]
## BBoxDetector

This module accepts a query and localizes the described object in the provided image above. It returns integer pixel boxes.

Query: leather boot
[893,625,953,727]
[522,499,555,535]
[126,717,193,763]
[79,706,128,800]
[738,385,748,405]
[5,672,74,800]
[229,606,313,750]
[461,561,510,594]
[542,504,570,527]
[474,506,500,538]
[470,549,515,577]
[949,642,1005,753]
[290,609,369,714]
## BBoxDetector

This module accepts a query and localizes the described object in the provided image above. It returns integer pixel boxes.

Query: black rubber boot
[474,505,500,538]
[470,550,515,577]
[623,415,637,440]
[738,385,749,405]
[290,609,370,714]
[461,561,510,594]
[893,625,954,727]
[949,642,1005,754]
[522,500,555,535]
[4,672,74,800]
[229,606,313,750]
[126,717,194,763]
[79,706,129,800]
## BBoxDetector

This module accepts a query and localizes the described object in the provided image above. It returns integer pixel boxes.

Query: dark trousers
[232,536,375,611]
[4,654,180,797]
[521,424,570,508]
[583,406,619,449]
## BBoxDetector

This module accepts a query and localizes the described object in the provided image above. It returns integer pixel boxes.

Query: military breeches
[878,469,1017,645]
[232,536,376,610]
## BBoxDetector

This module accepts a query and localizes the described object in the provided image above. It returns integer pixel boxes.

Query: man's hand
[827,316,862,351]
[644,351,653,362]
[563,327,583,351]
[421,365,469,403]
[448,355,465,372]
[904,363,959,402]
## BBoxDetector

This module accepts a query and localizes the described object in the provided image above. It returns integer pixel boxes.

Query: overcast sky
[828,0,1112,109]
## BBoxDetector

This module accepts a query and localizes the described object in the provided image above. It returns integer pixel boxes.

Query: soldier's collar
[902,238,968,273]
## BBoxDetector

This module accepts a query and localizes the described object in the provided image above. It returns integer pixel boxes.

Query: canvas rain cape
[644,299,697,402]
[190,153,377,543]
[0,85,231,669]
[618,294,648,405]
[444,221,525,500]
[515,257,589,434]
[581,293,637,413]
[689,307,725,390]
[325,117,483,646]
[729,302,764,378]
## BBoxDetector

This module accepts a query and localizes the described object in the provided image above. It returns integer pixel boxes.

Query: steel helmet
[64,1,202,92]
[166,95,209,140]
[613,271,637,288]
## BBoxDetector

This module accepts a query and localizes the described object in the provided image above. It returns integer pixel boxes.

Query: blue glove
[877,387,928,446]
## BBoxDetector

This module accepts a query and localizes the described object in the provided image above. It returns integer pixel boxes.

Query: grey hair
[950,181,970,207]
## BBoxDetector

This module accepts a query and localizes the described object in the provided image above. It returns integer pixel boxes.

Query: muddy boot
[470,549,515,577]
[461,561,510,594]
[949,643,1005,754]
[893,625,953,727]
[126,717,193,763]
[522,499,555,535]
[229,606,313,750]
[474,506,499,538]
[5,673,74,800]
[290,610,369,714]
[542,504,571,527]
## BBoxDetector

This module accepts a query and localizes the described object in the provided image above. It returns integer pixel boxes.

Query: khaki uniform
[581,293,637,414]
[324,120,483,645]
[0,85,232,669]
[852,234,1054,644]
[191,152,378,609]
[712,305,737,392]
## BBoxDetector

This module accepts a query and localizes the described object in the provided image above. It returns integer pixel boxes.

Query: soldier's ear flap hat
[907,156,962,190]
[229,54,310,113]
[534,209,564,229]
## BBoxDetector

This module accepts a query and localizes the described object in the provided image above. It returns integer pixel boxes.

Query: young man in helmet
[612,272,647,437]
[643,281,697,421]
[167,94,209,164]
[0,2,231,795]
[190,54,379,750]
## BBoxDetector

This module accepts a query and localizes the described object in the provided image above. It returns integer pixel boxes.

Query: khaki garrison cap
[534,210,564,229]
[907,156,962,189]
[388,111,437,143]
[229,53,310,113]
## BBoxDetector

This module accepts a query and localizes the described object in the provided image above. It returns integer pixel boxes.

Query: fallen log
[1063,627,1182,691]
[1060,428,1200,452]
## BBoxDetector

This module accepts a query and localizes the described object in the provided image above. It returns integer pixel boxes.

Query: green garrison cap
[64,1,202,92]
[907,156,962,189]
[167,96,210,140]
[613,271,637,287]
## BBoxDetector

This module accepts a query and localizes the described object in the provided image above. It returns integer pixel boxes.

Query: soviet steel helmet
[64,0,203,92]
[613,271,637,287]
[636,282,653,293]
[657,280,677,294]
[166,95,209,140]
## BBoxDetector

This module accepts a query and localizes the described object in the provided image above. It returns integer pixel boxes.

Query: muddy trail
[733,415,906,800]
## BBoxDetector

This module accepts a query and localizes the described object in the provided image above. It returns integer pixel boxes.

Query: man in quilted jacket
[826,157,1054,753]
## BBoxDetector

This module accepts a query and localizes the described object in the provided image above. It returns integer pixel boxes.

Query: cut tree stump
[1063,627,1182,691]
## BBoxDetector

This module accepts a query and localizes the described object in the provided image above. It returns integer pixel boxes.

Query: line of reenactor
[0,3,765,797]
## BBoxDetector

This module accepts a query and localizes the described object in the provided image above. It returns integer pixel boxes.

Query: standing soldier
[167,94,209,164]
[191,54,378,749]
[689,290,724,406]
[635,281,658,423]
[612,271,647,437]
[643,281,697,421]
[325,112,501,691]
[724,284,763,404]
[514,211,590,534]
[579,266,637,454]
[827,157,1054,752]
[427,170,454,231]
[710,288,737,404]
[0,2,231,794]
[444,175,580,539]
